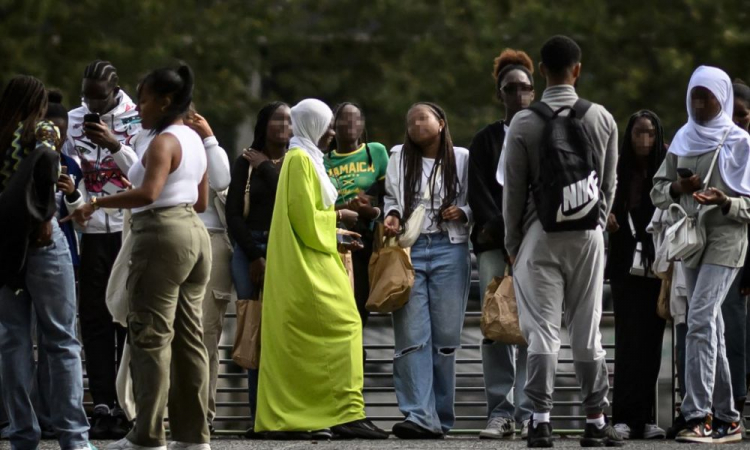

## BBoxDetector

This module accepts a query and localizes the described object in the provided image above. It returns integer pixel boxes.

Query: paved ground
[25,437,736,450]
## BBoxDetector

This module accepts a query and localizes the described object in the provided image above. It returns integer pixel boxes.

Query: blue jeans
[682,264,740,423]
[231,232,268,423]
[0,221,89,450]
[476,249,532,424]
[392,233,471,434]
[721,269,747,402]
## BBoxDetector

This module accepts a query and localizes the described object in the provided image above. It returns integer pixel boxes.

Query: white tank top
[128,125,207,213]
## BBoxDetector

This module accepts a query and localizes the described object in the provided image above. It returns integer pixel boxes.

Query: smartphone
[676,168,694,178]
[60,165,68,175]
[83,113,101,124]
[337,233,363,247]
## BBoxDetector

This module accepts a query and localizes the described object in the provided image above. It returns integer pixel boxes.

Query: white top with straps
[128,124,207,213]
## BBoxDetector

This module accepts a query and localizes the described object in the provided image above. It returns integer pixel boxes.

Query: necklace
[271,156,285,164]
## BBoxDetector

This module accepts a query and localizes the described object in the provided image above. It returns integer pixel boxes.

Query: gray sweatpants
[514,221,609,414]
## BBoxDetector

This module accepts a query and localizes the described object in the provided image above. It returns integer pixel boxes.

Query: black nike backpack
[528,99,602,232]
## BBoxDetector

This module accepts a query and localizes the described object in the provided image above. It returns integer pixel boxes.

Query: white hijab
[289,99,338,208]
[669,65,750,195]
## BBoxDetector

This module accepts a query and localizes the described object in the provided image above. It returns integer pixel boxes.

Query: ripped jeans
[392,233,470,434]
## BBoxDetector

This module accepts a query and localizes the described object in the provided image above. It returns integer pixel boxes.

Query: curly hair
[492,49,534,97]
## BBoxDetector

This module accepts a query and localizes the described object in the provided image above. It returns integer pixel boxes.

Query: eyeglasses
[501,84,534,95]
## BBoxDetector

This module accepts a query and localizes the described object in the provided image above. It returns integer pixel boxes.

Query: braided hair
[83,60,119,87]
[0,75,48,160]
[401,102,458,227]
[250,101,289,154]
[328,102,372,166]
[137,63,194,134]
[493,48,534,98]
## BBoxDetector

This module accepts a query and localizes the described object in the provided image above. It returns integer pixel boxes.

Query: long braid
[401,102,458,226]
[83,60,119,87]
[0,75,48,189]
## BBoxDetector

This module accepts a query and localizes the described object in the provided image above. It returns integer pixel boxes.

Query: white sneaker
[168,443,210,450]
[642,423,666,439]
[613,423,631,439]
[521,419,530,439]
[107,437,166,450]
[478,416,514,439]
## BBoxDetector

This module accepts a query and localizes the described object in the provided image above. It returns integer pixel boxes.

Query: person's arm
[650,153,679,210]
[111,144,138,173]
[384,150,401,218]
[502,119,529,259]
[204,136,231,191]
[225,157,263,261]
[468,131,502,233]
[286,154,338,255]
[600,116,619,219]
[456,150,473,226]
[194,171,209,213]
[63,175,86,212]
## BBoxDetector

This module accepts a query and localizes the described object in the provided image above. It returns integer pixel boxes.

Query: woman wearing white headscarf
[652,66,750,444]
[254,99,387,440]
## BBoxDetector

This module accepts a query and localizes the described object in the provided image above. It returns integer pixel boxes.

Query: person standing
[652,66,750,444]
[605,110,667,439]
[225,101,291,436]
[325,103,389,328]
[502,35,622,447]
[67,64,212,450]
[65,59,141,439]
[0,75,92,450]
[383,102,472,439]
[183,107,233,433]
[469,48,535,440]
[254,99,386,440]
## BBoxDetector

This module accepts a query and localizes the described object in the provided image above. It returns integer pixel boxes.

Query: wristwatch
[91,196,101,210]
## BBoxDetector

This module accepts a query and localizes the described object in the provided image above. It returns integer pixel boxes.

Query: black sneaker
[244,426,263,439]
[109,407,132,439]
[88,405,112,440]
[676,416,712,444]
[712,418,742,444]
[667,413,687,439]
[40,426,56,440]
[311,429,333,440]
[332,418,389,439]
[581,417,624,447]
[527,417,553,448]
[392,421,444,439]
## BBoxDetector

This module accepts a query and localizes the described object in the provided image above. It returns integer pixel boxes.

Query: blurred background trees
[2,0,749,153]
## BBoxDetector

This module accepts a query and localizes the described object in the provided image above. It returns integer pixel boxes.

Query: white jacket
[64,91,141,234]
[384,145,473,244]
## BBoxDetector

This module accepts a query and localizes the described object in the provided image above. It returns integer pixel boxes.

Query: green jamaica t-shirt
[325,142,389,205]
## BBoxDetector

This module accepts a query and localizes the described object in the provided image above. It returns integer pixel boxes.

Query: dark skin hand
[339,209,359,228]
[342,192,378,221]
[383,207,466,238]
[337,229,363,253]
[35,220,53,246]
[606,213,619,233]
[672,175,702,195]
[249,257,266,290]
[693,187,729,206]
[83,121,121,153]
[242,148,270,169]
[57,174,76,195]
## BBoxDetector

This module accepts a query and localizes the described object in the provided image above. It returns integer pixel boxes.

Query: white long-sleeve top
[200,135,231,231]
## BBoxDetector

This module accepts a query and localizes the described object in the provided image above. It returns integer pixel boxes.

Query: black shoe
[110,407,132,439]
[527,417,553,448]
[40,426,56,440]
[666,413,687,439]
[208,421,215,435]
[265,429,332,440]
[244,426,263,439]
[332,419,389,439]
[311,429,333,440]
[88,405,112,440]
[392,421,443,439]
[581,417,624,447]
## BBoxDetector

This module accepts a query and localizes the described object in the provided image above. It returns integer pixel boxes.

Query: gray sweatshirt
[503,85,618,256]
[651,151,750,268]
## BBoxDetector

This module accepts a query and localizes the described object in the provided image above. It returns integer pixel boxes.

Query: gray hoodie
[503,85,618,256]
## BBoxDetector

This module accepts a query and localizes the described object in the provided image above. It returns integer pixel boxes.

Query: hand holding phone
[83,113,101,124]
[676,168,694,178]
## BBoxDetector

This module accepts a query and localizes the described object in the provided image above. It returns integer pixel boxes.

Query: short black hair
[734,79,750,105]
[138,63,194,134]
[540,35,582,77]
[45,90,68,122]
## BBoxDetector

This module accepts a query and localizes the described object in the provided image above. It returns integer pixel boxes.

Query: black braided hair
[328,102,372,166]
[137,63,194,134]
[400,102,458,227]
[83,60,119,87]
[0,75,47,158]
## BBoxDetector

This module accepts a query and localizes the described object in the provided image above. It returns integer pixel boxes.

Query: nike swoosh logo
[557,198,597,222]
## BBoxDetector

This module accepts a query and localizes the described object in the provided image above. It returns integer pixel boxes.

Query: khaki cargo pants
[126,205,212,446]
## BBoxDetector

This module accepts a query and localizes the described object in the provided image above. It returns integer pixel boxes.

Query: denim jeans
[681,264,740,423]
[476,249,532,424]
[721,269,747,402]
[231,231,268,423]
[0,221,89,450]
[392,233,471,434]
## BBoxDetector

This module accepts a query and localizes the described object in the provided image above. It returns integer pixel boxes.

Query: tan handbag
[656,266,673,321]
[366,224,414,313]
[243,162,253,219]
[480,268,526,345]
[232,291,262,370]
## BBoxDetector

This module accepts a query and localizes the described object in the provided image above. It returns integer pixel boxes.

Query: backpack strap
[571,99,593,119]
[528,101,555,121]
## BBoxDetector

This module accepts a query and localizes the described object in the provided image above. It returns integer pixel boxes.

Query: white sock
[587,415,606,429]
[533,412,550,428]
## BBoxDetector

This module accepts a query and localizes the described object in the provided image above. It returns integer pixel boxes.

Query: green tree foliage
[1,0,749,149]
